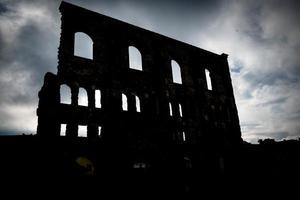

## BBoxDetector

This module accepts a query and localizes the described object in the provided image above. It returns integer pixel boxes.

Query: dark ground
[0,135,299,197]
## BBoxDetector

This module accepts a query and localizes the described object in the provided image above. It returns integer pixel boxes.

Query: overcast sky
[0,0,299,143]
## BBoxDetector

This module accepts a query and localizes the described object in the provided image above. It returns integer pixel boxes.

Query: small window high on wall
[129,46,142,71]
[60,124,67,136]
[171,60,182,84]
[205,69,212,90]
[179,104,183,117]
[98,126,102,137]
[135,96,141,112]
[122,93,128,111]
[169,102,173,116]
[182,132,186,142]
[60,84,71,104]
[95,90,101,108]
[78,87,88,106]
[74,32,93,59]
[78,125,87,137]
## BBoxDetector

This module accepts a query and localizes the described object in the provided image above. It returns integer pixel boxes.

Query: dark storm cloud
[69,0,224,46]
[241,122,261,129]
[15,23,58,77]
[0,16,58,105]
[258,97,288,107]
[0,2,9,14]
[230,59,244,74]
[0,0,59,133]
[75,0,221,12]
[286,110,300,121]
[243,71,292,88]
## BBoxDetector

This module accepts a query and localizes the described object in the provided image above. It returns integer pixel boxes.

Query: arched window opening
[169,102,173,116]
[171,60,182,84]
[205,69,212,90]
[78,87,88,106]
[60,124,67,136]
[129,46,142,71]
[122,93,128,111]
[74,32,93,59]
[179,104,183,117]
[60,84,71,104]
[78,125,87,137]
[95,90,101,108]
[135,96,141,112]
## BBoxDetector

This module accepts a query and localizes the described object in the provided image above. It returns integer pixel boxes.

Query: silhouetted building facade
[36,1,242,182]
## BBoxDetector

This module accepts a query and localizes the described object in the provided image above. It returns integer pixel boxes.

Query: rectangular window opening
[122,94,128,111]
[179,104,183,117]
[205,69,212,90]
[98,126,102,137]
[95,90,101,108]
[136,96,141,112]
[60,124,67,136]
[78,125,87,137]
[169,103,173,116]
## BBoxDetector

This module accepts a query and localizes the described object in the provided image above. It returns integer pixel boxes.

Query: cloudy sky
[0,0,299,143]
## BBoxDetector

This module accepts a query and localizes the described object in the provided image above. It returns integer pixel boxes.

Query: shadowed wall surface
[34,1,243,190]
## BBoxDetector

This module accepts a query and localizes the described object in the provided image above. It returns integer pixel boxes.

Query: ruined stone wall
[37,1,242,163]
